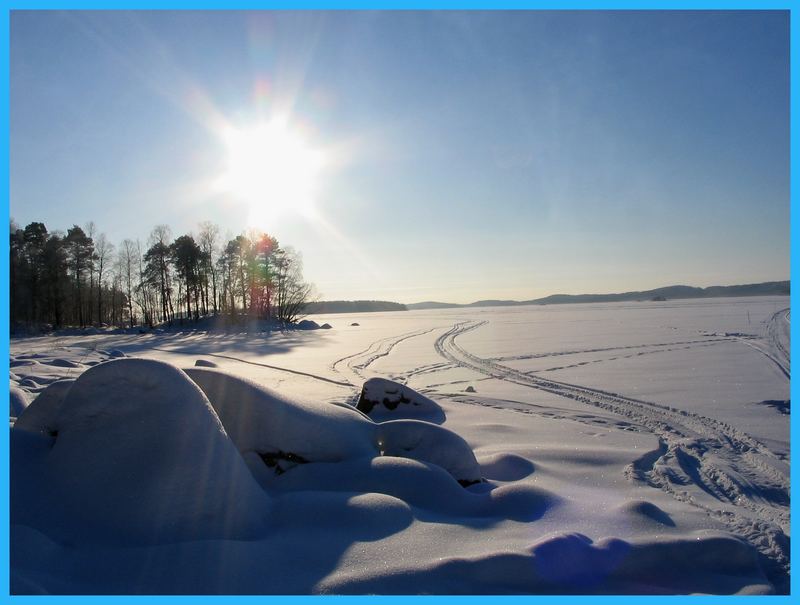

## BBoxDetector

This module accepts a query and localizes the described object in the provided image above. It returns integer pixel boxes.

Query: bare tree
[273,246,314,324]
[198,221,220,315]
[147,225,174,325]
[95,233,114,324]
[134,239,155,328]
[118,239,138,327]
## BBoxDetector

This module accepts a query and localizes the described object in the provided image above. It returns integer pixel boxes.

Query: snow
[8,296,790,594]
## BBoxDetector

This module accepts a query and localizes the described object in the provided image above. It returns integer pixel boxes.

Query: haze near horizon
[10,10,789,304]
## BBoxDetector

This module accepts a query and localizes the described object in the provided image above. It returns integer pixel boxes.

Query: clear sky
[10,10,789,304]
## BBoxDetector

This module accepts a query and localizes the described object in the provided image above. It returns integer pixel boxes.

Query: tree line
[10,220,313,332]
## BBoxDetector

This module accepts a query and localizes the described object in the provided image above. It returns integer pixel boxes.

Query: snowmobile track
[434,320,790,580]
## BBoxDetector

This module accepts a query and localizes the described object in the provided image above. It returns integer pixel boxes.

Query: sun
[219,118,324,220]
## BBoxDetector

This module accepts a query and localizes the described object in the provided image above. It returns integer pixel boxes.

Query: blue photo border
[0,1,795,602]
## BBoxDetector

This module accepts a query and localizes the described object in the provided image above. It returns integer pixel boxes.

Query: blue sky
[10,10,789,303]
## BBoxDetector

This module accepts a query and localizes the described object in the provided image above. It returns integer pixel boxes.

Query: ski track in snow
[720,308,790,381]
[490,337,736,363]
[164,350,354,388]
[757,308,791,379]
[426,320,790,581]
[330,327,440,386]
[530,339,731,374]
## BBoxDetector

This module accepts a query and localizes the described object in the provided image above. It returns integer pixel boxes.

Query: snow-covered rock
[184,368,481,487]
[184,367,377,473]
[357,378,446,424]
[11,358,270,546]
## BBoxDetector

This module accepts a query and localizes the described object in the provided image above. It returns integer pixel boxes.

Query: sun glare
[219,118,324,221]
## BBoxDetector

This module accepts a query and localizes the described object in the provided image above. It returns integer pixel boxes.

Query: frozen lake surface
[9,296,790,594]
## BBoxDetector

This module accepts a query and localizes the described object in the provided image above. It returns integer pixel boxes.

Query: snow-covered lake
[9,296,790,594]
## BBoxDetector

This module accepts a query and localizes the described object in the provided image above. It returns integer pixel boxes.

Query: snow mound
[616,499,675,527]
[11,358,270,546]
[525,531,769,594]
[10,359,39,368]
[18,378,41,390]
[14,379,75,435]
[376,420,481,485]
[324,530,769,594]
[41,358,82,368]
[357,378,446,424]
[479,452,536,481]
[269,456,555,519]
[10,387,30,417]
[184,368,376,471]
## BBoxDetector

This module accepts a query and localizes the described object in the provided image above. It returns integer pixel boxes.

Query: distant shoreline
[307,280,789,314]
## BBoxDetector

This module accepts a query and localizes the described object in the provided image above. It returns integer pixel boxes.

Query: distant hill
[305,300,407,314]
[408,301,460,310]
[407,281,789,310]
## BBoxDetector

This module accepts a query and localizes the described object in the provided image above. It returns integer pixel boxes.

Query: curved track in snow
[433,320,790,579]
[728,307,790,381]
[765,307,791,377]
[330,327,439,385]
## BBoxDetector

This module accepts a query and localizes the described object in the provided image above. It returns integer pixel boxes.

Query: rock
[351,322,360,327]
[465,386,476,393]
[321,323,332,329]
[296,319,320,330]
[194,359,218,368]
[357,378,446,424]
